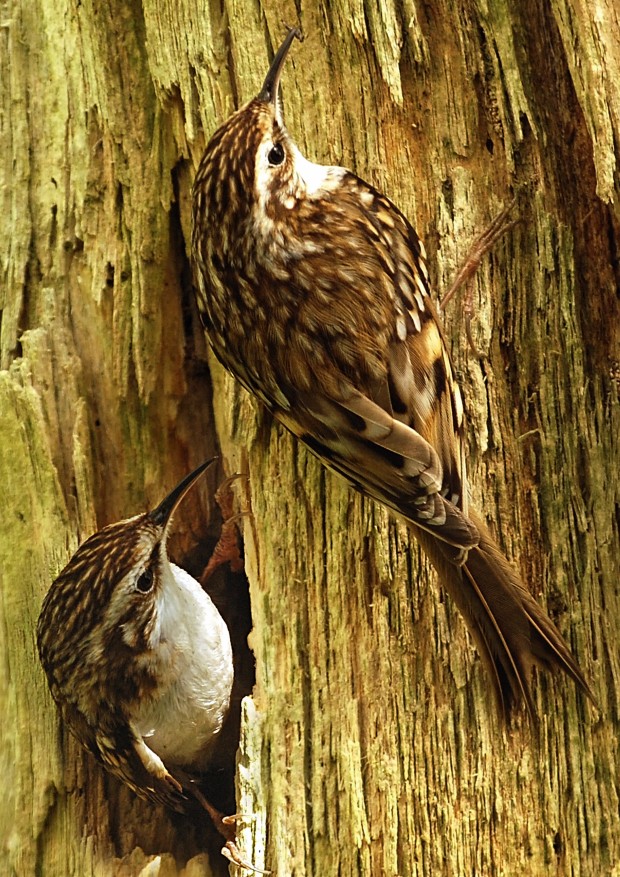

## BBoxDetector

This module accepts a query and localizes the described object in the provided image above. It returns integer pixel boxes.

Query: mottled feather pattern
[192,30,592,716]
[38,516,160,710]
[37,515,188,809]
[193,103,471,547]
[37,463,235,817]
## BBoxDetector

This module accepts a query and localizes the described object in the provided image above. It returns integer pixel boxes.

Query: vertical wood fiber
[1,0,618,875]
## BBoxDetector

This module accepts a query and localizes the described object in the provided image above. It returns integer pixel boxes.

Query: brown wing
[268,174,476,547]
[279,386,477,548]
[55,697,191,812]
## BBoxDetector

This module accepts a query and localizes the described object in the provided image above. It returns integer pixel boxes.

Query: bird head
[37,460,215,700]
[193,27,345,258]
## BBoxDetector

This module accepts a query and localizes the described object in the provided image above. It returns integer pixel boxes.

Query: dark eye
[136,568,154,593]
[268,143,285,166]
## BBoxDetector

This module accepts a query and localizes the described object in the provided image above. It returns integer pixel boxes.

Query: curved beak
[149,459,217,529]
[258,27,303,104]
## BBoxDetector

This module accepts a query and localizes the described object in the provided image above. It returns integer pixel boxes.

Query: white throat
[132,560,233,769]
[290,145,344,196]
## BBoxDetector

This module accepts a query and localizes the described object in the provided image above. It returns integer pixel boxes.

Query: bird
[37,461,253,866]
[191,27,592,718]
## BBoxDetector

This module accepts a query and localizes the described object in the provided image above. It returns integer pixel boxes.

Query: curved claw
[164,770,183,794]
[222,812,254,826]
[221,840,271,874]
[181,772,269,872]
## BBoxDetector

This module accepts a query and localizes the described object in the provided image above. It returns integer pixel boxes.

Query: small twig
[440,198,520,356]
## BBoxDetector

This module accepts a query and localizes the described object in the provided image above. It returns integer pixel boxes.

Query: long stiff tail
[412,509,593,719]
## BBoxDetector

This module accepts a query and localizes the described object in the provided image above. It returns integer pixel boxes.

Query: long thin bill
[257,27,303,104]
[148,459,217,528]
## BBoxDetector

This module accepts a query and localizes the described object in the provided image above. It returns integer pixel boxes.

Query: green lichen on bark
[1,0,618,875]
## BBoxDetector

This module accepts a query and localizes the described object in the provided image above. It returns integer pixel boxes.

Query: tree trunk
[1,1,618,875]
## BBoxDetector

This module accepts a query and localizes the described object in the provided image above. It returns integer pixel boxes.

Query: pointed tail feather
[411,509,593,719]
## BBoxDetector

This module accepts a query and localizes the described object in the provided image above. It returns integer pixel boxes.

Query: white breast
[132,561,234,769]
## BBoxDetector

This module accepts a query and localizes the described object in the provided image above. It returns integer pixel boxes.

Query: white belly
[132,562,234,769]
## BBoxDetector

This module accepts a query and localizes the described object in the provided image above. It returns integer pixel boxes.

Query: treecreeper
[191,28,593,717]
[37,461,259,870]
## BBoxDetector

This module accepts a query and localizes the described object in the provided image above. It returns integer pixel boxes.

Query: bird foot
[440,197,520,356]
[190,785,270,873]
[220,814,271,874]
[200,474,247,584]
[222,838,271,874]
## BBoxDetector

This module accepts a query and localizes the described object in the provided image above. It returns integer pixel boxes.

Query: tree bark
[1,1,619,876]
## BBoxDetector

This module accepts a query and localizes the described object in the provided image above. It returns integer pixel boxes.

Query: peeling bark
[1,1,618,875]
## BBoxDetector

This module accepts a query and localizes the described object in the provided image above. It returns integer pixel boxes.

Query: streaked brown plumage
[37,462,245,859]
[191,28,592,717]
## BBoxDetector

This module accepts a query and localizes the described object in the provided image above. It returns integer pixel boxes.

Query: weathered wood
[1,0,618,875]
